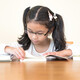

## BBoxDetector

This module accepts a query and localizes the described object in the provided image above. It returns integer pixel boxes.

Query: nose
[32,34,38,40]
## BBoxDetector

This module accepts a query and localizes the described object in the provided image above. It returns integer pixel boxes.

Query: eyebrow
[27,28,44,33]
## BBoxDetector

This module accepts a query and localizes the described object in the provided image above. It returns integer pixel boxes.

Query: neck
[35,38,50,47]
[33,38,51,53]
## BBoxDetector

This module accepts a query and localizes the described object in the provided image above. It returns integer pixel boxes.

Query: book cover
[46,55,68,61]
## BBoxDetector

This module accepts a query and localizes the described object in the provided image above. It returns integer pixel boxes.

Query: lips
[32,40,38,43]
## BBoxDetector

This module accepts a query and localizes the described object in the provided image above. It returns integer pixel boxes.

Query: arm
[43,49,72,57]
[4,46,25,60]
[0,42,25,60]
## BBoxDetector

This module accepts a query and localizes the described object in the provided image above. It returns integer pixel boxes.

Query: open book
[0,54,12,62]
[20,54,68,62]
[0,54,68,62]
[46,55,68,61]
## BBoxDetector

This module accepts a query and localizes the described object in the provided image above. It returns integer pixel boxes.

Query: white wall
[0,0,80,43]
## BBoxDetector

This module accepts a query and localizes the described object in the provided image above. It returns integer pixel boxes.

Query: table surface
[0,60,80,80]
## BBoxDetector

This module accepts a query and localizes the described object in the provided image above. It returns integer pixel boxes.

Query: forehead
[27,21,48,31]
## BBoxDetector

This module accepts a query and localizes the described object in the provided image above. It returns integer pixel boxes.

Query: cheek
[27,34,32,40]
[38,36,48,41]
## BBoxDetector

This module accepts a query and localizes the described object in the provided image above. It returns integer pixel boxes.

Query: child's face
[27,21,50,45]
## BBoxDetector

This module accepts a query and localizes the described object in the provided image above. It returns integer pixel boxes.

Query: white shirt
[28,39,54,57]
[0,39,80,57]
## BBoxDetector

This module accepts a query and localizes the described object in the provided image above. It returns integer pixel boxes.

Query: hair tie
[48,11,53,21]
[54,13,57,19]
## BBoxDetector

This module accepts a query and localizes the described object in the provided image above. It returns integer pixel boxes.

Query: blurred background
[0,0,80,43]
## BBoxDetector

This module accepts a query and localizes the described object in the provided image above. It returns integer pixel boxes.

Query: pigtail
[17,7,31,50]
[52,14,66,51]
[23,7,30,30]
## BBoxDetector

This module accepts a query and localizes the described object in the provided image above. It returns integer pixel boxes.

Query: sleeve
[0,42,22,54]
[66,43,80,56]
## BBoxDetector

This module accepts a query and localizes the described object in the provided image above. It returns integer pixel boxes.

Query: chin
[32,41,39,45]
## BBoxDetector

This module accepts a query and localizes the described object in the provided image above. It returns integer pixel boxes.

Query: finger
[14,51,20,59]
[16,48,24,58]
[19,48,25,57]
[11,49,20,59]
[43,52,51,56]
[15,49,23,59]
[43,52,56,56]
[43,53,48,56]
[16,48,25,60]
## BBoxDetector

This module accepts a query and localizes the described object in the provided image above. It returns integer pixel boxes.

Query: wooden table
[0,60,80,80]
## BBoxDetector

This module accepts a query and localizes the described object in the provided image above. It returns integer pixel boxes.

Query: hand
[5,46,25,60]
[43,52,65,57]
[43,49,72,57]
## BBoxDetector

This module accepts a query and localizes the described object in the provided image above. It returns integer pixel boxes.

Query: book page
[0,54,12,62]
[20,53,46,62]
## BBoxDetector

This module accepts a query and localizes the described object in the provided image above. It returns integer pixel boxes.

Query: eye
[37,33,44,35]
[28,30,33,33]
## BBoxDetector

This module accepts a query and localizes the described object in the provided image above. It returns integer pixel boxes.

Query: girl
[1,6,73,60]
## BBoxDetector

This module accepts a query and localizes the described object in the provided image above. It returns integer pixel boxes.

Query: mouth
[32,40,39,43]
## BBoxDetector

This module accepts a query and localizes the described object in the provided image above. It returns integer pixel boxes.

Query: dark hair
[18,6,66,51]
